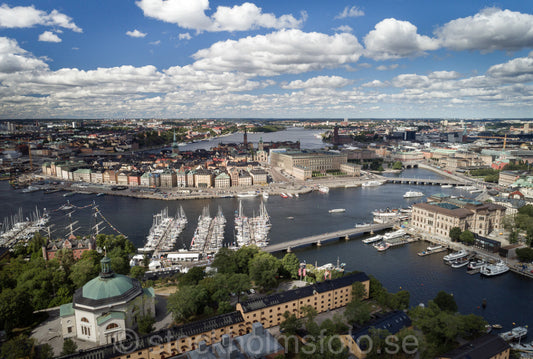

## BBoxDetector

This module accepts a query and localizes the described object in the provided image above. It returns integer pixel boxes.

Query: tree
[280,311,301,335]
[130,266,146,281]
[180,266,205,286]
[392,161,403,170]
[281,252,300,279]
[70,257,99,288]
[459,230,475,245]
[227,273,251,301]
[449,227,462,242]
[212,247,238,274]
[217,301,233,314]
[38,343,55,359]
[248,252,280,290]
[0,335,35,359]
[516,247,533,263]
[235,245,260,274]
[137,314,155,335]
[433,291,458,312]
[351,281,367,301]
[61,338,78,356]
[344,300,371,325]
[167,285,208,322]
[0,287,34,331]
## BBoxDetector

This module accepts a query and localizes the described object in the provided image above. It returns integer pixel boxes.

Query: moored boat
[467,259,486,270]
[362,180,384,187]
[318,185,329,193]
[450,258,469,268]
[499,326,528,341]
[329,208,345,213]
[375,242,390,251]
[383,229,406,240]
[480,261,509,276]
[363,235,383,244]
[443,249,468,263]
[403,190,424,198]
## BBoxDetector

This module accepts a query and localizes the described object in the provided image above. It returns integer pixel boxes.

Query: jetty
[262,223,394,253]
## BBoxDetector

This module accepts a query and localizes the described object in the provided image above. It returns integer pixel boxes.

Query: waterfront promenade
[262,223,394,252]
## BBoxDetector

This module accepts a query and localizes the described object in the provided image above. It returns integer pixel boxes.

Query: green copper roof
[60,303,74,317]
[97,311,125,326]
[82,274,134,301]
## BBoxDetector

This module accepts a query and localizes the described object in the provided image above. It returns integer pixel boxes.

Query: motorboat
[363,235,383,244]
[318,186,329,193]
[510,341,533,353]
[22,185,39,193]
[480,261,510,277]
[450,258,469,268]
[443,249,468,263]
[375,242,390,252]
[280,193,288,198]
[236,191,257,198]
[427,245,443,252]
[499,326,528,341]
[467,259,486,270]
[329,208,346,213]
[262,192,269,199]
[403,191,424,198]
[441,184,453,188]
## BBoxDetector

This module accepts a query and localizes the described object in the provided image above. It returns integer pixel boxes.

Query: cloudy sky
[0,0,532,119]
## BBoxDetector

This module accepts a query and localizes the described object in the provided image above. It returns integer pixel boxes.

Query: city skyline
[0,0,532,119]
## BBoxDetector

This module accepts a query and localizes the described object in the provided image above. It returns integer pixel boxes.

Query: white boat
[403,190,424,198]
[383,229,406,240]
[500,326,528,341]
[510,341,533,353]
[262,192,269,199]
[375,242,390,251]
[329,208,345,213]
[236,191,257,198]
[443,249,468,263]
[362,235,383,244]
[427,245,443,252]
[362,180,384,187]
[467,259,486,270]
[22,185,39,193]
[450,258,469,268]
[480,261,510,277]
[318,186,329,193]
[441,184,453,188]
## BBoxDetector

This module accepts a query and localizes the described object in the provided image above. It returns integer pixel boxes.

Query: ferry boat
[329,208,345,213]
[480,261,509,277]
[236,191,257,198]
[500,326,528,341]
[403,190,424,198]
[362,180,384,187]
[443,249,468,263]
[362,235,383,244]
[383,229,406,240]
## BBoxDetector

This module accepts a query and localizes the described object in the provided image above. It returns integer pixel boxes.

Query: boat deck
[418,247,447,256]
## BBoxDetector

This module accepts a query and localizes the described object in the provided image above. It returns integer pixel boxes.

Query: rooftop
[438,334,510,359]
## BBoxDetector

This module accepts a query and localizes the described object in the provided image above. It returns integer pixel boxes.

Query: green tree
[227,273,251,301]
[392,161,403,170]
[217,301,234,314]
[248,252,280,290]
[351,281,367,301]
[0,287,34,331]
[433,291,458,312]
[459,230,475,245]
[281,252,300,279]
[70,256,100,288]
[235,245,260,274]
[61,338,78,355]
[279,311,301,335]
[167,285,208,322]
[516,247,533,262]
[137,314,155,335]
[0,335,35,359]
[449,227,462,242]
[212,247,238,274]
[130,266,146,281]
[38,343,55,359]
[180,266,205,286]
[344,300,371,325]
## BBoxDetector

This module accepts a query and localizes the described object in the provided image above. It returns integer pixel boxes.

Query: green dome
[82,274,134,301]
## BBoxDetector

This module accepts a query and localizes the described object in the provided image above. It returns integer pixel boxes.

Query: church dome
[73,256,143,309]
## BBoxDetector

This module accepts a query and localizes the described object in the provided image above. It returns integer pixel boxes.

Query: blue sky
[0,0,532,119]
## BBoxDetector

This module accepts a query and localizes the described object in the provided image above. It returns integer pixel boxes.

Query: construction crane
[475,134,519,150]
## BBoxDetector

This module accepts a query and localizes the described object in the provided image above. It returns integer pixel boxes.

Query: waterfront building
[42,237,95,261]
[90,170,104,184]
[73,168,92,183]
[128,173,141,186]
[116,172,129,186]
[149,172,161,187]
[140,172,150,187]
[161,169,177,188]
[236,272,369,329]
[340,163,361,177]
[269,150,347,179]
[176,168,187,187]
[238,171,252,186]
[214,172,231,188]
[59,256,155,345]
[250,168,267,185]
[341,310,412,359]
[437,334,510,359]
[194,167,213,188]
[411,198,506,239]
[229,168,240,186]
[103,170,117,184]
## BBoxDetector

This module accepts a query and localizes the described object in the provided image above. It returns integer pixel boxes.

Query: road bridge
[262,223,394,253]
[384,178,466,186]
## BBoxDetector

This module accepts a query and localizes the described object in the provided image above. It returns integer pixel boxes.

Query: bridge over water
[384,177,466,186]
[262,223,394,253]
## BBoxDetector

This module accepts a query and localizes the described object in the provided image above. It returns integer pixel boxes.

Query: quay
[262,223,394,253]
[417,247,448,257]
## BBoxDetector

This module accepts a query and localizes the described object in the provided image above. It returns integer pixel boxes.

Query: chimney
[221,334,230,348]
[198,341,208,353]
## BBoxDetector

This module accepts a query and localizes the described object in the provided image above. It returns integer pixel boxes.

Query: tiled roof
[351,310,411,340]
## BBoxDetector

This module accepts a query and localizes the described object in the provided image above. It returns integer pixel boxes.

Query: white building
[60,256,155,345]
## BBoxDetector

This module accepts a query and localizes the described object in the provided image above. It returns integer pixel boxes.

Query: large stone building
[42,238,95,261]
[59,256,155,345]
[411,197,506,239]
[270,150,347,180]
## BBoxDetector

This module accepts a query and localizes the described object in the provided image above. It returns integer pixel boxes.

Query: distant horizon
[1,1,532,119]
[1,118,532,122]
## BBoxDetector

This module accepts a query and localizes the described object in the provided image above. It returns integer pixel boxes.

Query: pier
[262,223,394,253]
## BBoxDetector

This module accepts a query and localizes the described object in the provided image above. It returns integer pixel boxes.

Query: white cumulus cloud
[126,29,147,38]
[335,6,364,19]
[0,4,82,32]
[0,37,48,73]
[281,76,353,89]
[38,31,61,42]
[333,25,353,33]
[136,0,304,32]
[192,29,363,76]
[364,18,439,60]
[179,32,192,40]
[435,8,533,52]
